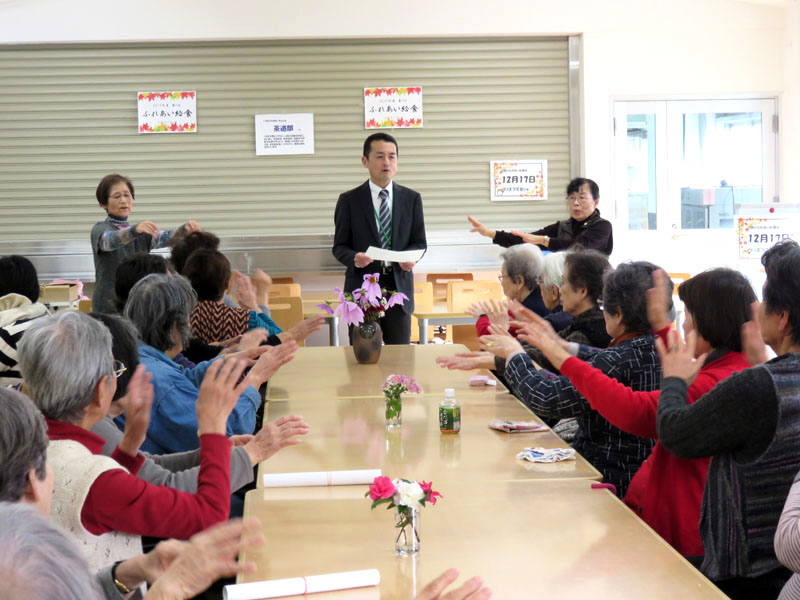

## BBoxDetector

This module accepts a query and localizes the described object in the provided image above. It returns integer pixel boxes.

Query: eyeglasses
[113,360,127,378]
[567,195,594,204]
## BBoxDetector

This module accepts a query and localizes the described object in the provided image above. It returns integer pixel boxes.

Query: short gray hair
[499,244,544,291]
[541,251,568,289]
[0,503,103,600]
[17,312,113,424]
[0,389,48,503]
[124,273,196,352]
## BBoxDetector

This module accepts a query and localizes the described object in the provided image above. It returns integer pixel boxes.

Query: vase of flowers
[366,476,442,555]
[382,374,422,428]
[318,274,408,365]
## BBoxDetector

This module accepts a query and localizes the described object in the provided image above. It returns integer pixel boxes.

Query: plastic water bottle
[439,388,461,434]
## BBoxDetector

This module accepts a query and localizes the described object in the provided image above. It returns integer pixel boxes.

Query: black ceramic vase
[353,321,382,364]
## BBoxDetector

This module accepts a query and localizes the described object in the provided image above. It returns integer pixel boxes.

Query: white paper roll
[224,568,381,599]
[262,469,381,488]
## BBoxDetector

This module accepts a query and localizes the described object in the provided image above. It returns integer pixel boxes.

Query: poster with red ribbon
[137,91,197,134]
[364,87,423,129]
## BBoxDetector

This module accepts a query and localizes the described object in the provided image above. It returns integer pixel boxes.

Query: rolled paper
[224,568,381,600]
[262,469,381,488]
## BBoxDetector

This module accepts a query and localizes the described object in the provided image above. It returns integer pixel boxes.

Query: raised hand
[234,328,269,352]
[416,569,492,600]
[196,358,250,436]
[251,268,272,306]
[655,329,706,385]
[741,301,768,366]
[119,365,154,456]
[135,220,159,237]
[247,341,297,387]
[146,518,265,600]
[243,414,310,465]
[467,216,495,240]
[184,220,201,233]
[484,299,510,331]
[646,269,672,331]
[229,270,258,311]
[479,325,523,360]
[287,315,325,342]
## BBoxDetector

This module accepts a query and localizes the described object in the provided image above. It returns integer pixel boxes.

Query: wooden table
[240,480,725,598]
[267,345,505,401]
[412,310,474,345]
[261,393,602,486]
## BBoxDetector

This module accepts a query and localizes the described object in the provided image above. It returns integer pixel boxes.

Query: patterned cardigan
[504,335,660,497]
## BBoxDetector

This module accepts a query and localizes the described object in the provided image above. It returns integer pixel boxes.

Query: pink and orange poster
[137,91,197,134]
[364,87,423,129]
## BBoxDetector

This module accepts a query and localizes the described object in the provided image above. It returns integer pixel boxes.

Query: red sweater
[560,345,751,557]
[47,420,231,539]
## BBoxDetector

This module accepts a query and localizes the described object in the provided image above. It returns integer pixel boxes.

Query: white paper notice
[365,246,425,263]
[262,469,381,488]
[255,113,314,156]
[224,569,380,600]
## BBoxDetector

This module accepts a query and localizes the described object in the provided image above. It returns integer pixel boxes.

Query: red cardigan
[560,342,750,557]
[47,420,231,539]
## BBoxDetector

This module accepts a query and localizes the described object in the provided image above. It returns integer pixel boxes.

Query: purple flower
[316,302,335,316]
[362,273,382,304]
[335,299,364,326]
[386,291,408,309]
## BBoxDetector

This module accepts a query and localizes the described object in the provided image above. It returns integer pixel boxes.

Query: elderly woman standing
[0,255,51,387]
[90,173,199,314]
[16,311,245,573]
[123,274,296,454]
[468,178,613,255]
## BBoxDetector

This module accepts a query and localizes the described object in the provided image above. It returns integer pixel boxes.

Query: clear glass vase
[395,506,420,554]
[385,392,402,428]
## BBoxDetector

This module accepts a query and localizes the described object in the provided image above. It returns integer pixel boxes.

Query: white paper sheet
[365,246,425,263]
[262,469,381,488]
[224,569,380,600]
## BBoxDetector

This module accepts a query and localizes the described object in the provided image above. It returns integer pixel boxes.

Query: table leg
[330,316,340,347]
[419,318,429,345]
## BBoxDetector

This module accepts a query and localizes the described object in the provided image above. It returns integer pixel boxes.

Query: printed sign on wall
[364,87,423,129]
[137,91,196,133]
[737,216,798,259]
[490,160,548,201]
[254,113,315,156]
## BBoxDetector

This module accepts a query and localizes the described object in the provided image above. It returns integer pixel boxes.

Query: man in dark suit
[333,132,427,344]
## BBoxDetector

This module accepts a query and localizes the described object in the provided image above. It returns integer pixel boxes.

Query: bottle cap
[444,388,455,398]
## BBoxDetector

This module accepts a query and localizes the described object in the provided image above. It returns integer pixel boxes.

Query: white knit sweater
[48,439,142,573]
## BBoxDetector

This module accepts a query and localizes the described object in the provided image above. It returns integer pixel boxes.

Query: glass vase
[385,392,402,428]
[395,506,420,555]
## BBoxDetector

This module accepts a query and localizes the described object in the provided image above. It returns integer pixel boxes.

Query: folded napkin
[262,469,381,488]
[488,418,548,433]
[516,447,576,462]
[224,569,380,599]
[469,375,497,386]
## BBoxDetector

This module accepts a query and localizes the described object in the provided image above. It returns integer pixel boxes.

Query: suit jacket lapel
[361,181,381,245]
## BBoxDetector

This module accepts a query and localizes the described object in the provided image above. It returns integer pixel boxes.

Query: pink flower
[335,299,364,326]
[316,302,335,316]
[362,273,382,304]
[387,291,408,309]
[369,476,396,500]
[420,481,442,505]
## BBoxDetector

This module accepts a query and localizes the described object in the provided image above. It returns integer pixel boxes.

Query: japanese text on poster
[254,113,315,156]
[137,91,196,134]
[737,217,799,259]
[490,160,548,201]
[364,87,423,129]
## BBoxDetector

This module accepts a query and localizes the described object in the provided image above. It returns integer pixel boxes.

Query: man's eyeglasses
[113,360,127,378]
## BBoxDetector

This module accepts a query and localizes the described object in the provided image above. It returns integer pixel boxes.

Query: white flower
[393,480,425,510]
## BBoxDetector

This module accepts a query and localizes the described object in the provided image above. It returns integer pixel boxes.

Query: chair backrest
[78,299,92,313]
[267,296,306,346]
[426,273,473,302]
[447,280,502,313]
[271,277,295,284]
[410,281,434,343]
[269,283,302,297]
[667,272,691,295]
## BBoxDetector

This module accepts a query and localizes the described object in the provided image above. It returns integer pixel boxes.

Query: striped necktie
[378,188,392,249]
